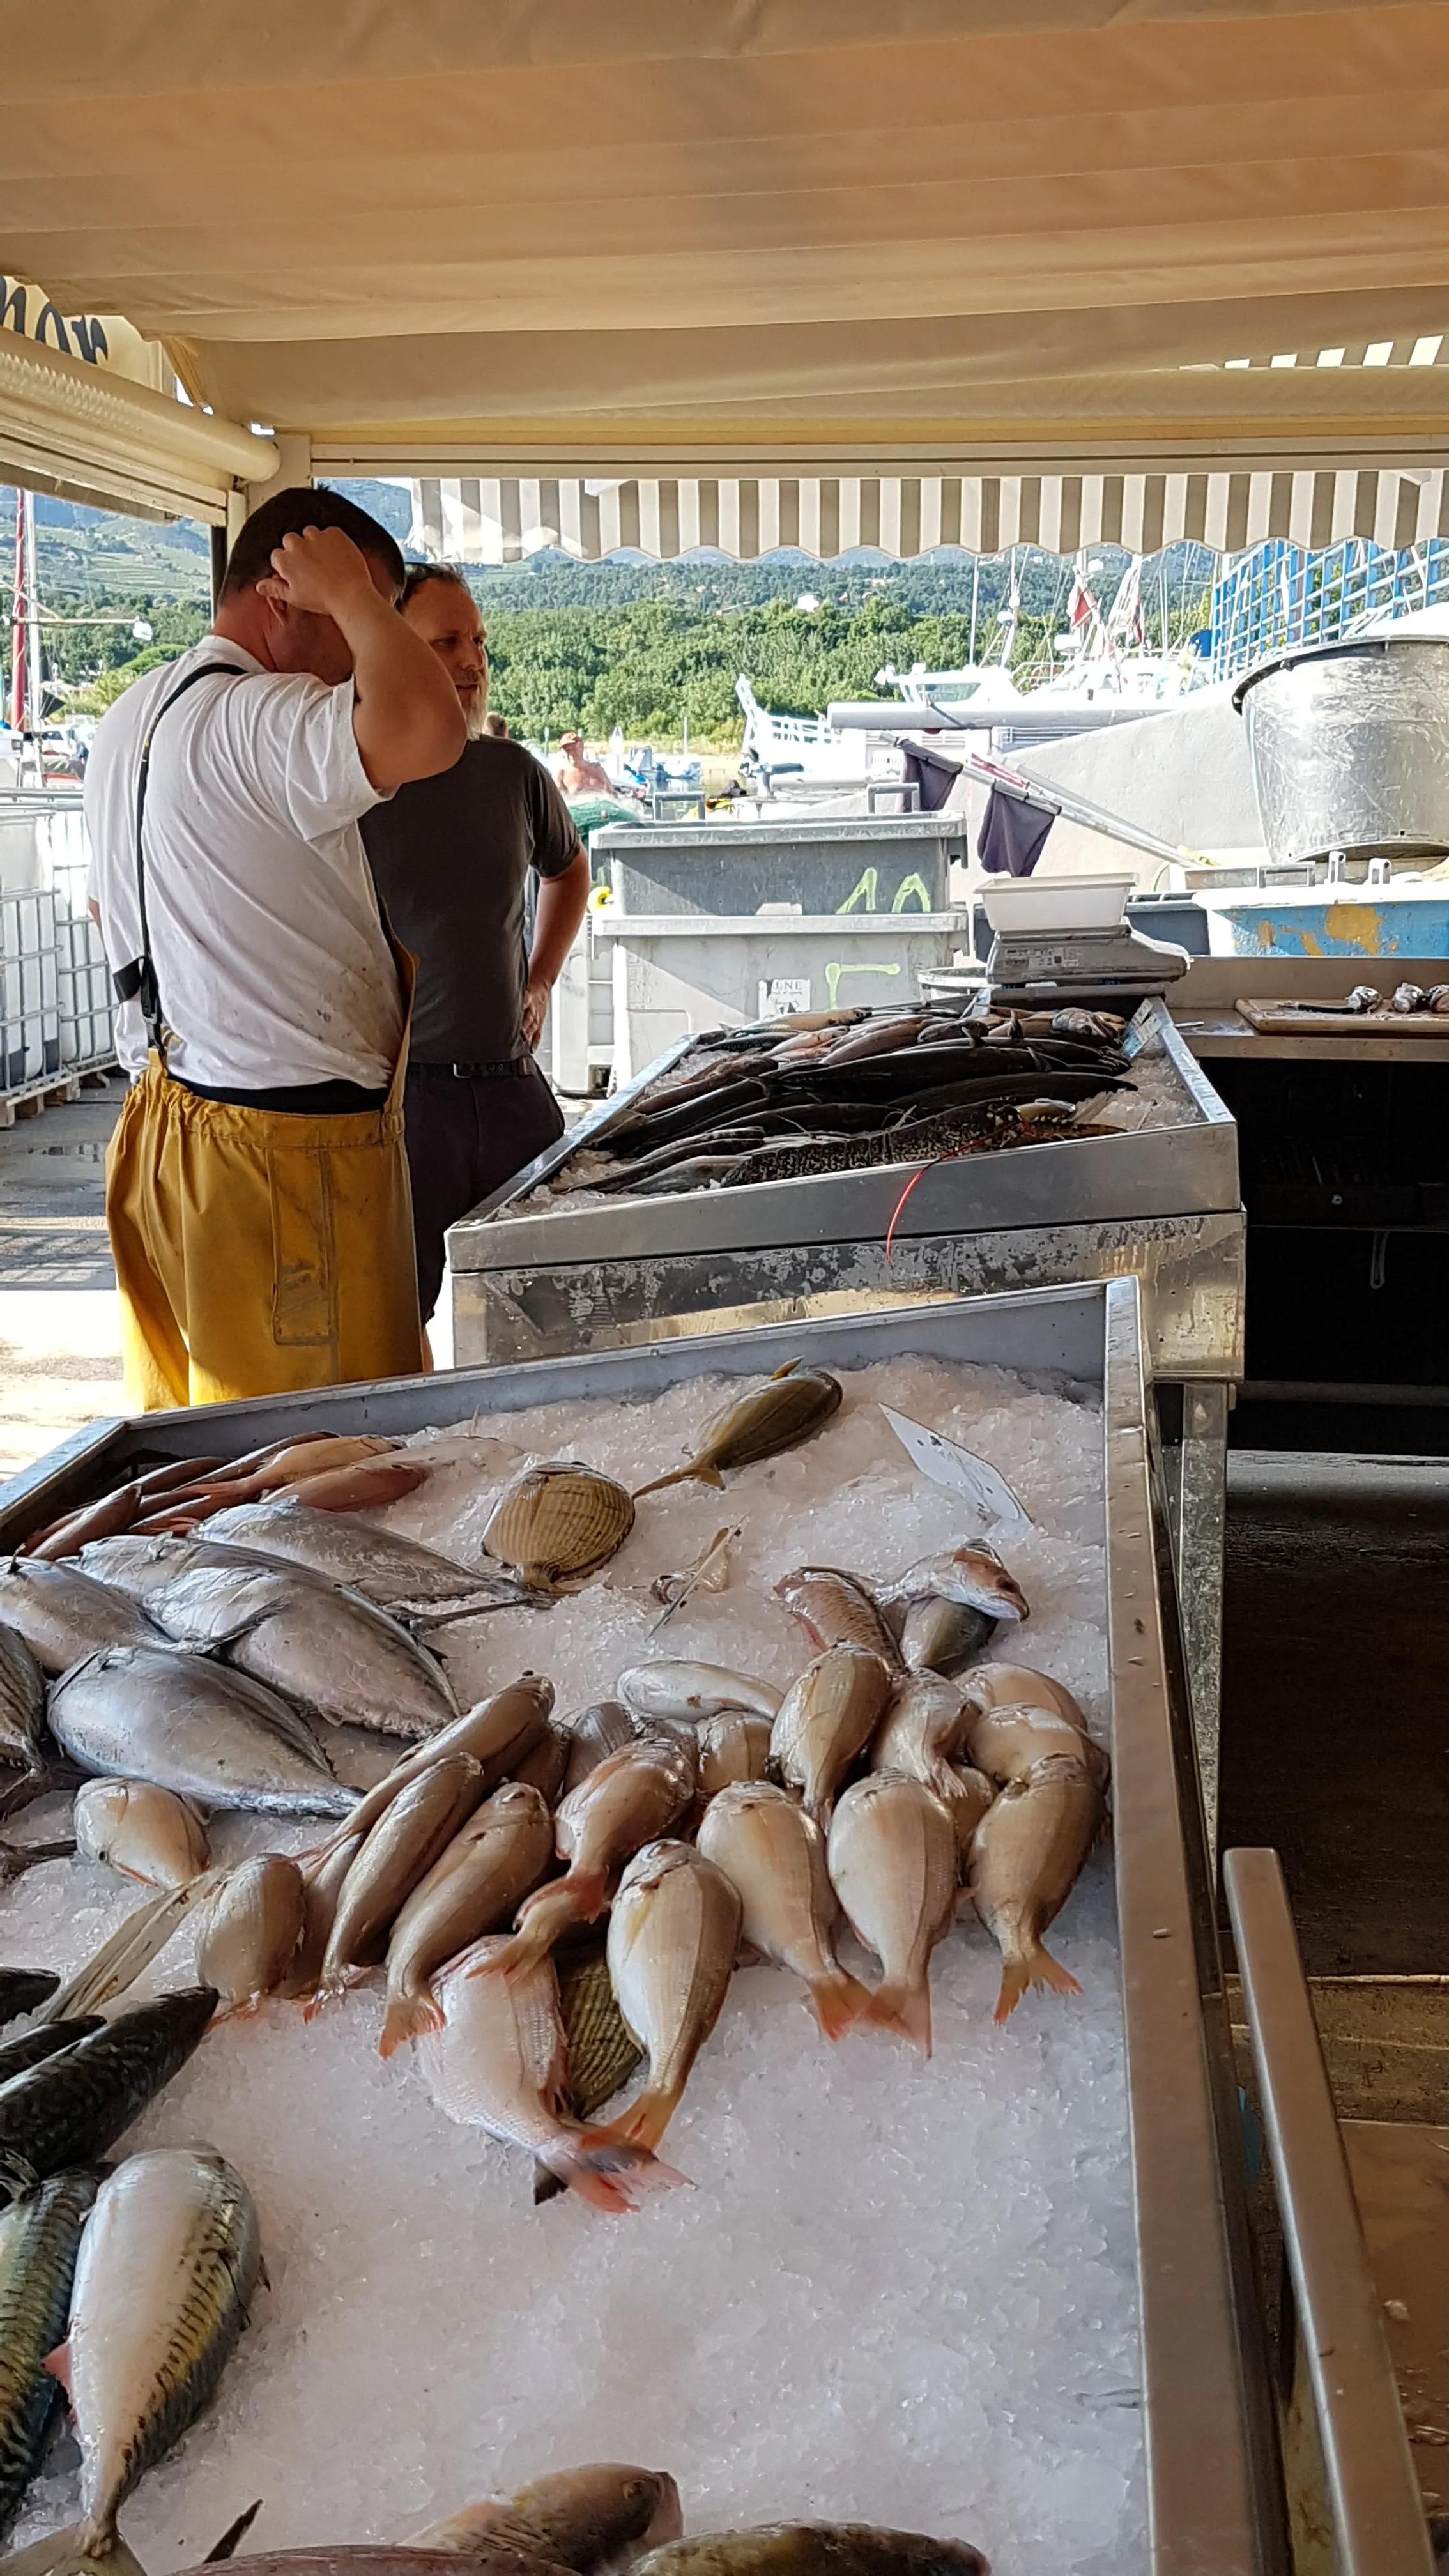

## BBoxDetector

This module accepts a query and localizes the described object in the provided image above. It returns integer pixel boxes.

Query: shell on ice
[482,1461,636,1587]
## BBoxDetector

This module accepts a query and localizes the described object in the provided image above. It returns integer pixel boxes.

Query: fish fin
[257,2255,272,2293]
[546,2131,688,2214]
[533,2161,565,2205]
[0,2149,40,2205]
[593,2084,682,2156]
[41,2341,70,2395]
[994,1943,1082,2025]
[807,1968,870,2042]
[630,1468,695,1500]
[0,2527,148,2576]
[203,2502,263,2564]
[378,1989,443,2058]
[862,1977,933,2058]
[769,1361,802,1380]
[468,1877,599,1984]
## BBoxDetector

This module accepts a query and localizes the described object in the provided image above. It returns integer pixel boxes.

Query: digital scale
[984,916,1192,1009]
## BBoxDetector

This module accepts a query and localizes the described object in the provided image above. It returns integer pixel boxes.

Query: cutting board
[1238,997,1449,1038]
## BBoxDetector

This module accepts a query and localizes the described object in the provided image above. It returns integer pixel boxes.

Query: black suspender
[112,661,243,1060]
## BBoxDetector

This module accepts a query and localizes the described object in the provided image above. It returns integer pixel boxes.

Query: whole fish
[601,1841,741,2152]
[695,1712,771,1799]
[0,1989,217,2199]
[772,1567,903,1668]
[47,1646,354,1818]
[43,2147,260,2569]
[820,1013,935,1064]
[634,1363,843,1498]
[316,1676,555,1856]
[562,1703,667,1797]
[509,1722,570,1805]
[422,1938,681,2212]
[198,1856,307,2015]
[871,1673,992,1859]
[413,2465,682,2568]
[0,1975,58,2030]
[73,1780,210,1891]
[0,1627,47,1778]
[957,1662,1085,1729]
[696,1783,867,2041]
[827,1774,958,2057]
[179,2559,564,2576]
[963,1701,1107,1790]
[969,1751,1105,2022]
[0,2023,105,2089]
[0,1561,157,1678]
[617,1664,781,1724]
[145,1561,458,1741]
[479,1738,698,1982]
[880,1548,1029,1676]
[127,1502,525,1616]
[484,1464,635,1591]
[634,2528,988,2576]
[769,1644,892,1821]
[277,1834,364,2004]
[379,1782,555,2057]
[314,1753,485,2004]
[0,2168,103,2538]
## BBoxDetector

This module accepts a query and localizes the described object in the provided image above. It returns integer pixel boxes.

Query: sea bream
[772,1567,904,1668]
[696,1783,867,2041]
[769,1644,893,1822]
[379,1782,555,2057]
[47,1645,354,1818]
[312,1754,485,2006]
[411,2464,683,2568]
[618,1664,781,1725]
[481,1736,699,1983]
[143,1558,459,1740]
[827,1774,958,2056]
[600,1840,742,2153]
[969,1750,1105,2021]
[880,1547,1029,1676]
[197,1855,307,2014]
[632,2527,989,2576]
[870,1673,993,1860]
[73,1781,210,1891]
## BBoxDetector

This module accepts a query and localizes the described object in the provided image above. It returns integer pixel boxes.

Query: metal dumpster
[0,1280,1294,2573]
[594,812,969,917]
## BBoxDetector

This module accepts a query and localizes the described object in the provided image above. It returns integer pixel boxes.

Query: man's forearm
[337,588,465,791]
[528,850,591,992]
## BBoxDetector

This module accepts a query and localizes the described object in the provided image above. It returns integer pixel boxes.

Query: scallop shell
[483,1460,635,1585]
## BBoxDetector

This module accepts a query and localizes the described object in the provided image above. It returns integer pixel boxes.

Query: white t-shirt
[85,640,404,1090]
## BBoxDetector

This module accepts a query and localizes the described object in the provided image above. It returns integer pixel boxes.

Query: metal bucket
[1234,635,1449,865]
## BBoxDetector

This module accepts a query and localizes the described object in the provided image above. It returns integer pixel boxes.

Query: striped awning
[409,463,1449,566]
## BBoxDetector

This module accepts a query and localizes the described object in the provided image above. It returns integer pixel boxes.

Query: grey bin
[595,812,966,916]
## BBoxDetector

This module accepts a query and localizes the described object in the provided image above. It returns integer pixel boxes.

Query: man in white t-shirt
[86,485,466,1409]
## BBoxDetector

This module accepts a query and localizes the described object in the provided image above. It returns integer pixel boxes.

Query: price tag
[880,1406,1033,1538]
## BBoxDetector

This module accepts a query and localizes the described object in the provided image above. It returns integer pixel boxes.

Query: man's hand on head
[257,525,384,621]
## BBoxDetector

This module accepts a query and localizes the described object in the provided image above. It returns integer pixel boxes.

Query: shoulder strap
[112,660,244,1059]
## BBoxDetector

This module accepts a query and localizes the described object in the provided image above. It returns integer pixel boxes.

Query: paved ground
[0,1075,126,1482]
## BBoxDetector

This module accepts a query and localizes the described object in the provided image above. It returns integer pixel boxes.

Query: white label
[880,1405,1033,1537]
[759,976,811,1020]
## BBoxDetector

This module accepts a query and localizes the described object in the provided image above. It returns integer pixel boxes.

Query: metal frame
[0,1279,1277,2568]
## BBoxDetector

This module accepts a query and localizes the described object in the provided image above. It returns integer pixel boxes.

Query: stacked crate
[0,887,62,1098]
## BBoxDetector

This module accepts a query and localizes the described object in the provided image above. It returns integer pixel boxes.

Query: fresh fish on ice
[0,1627,47,1779]
[632,2527,988,2576]
[0,2023,105,2091]
[0,1989,217,2200]
[0,1562,157,1678]
[969,1751,1105,2021]
[47,1646,354,1818]
[694,1712,771,1798]
[0,2167,102,2538]
[277,1834,364,2004]
[144,1560,459,1740]
[617,1664,781,1724]
[562,1702,668,1797]
[321,1676,555,1853]
[870,1673,992,1858]
[0,1976,58,2030]
[412,2464,682,2568]
[422,1938,682,2212]
[772,1567,903,1667]
[880,1547,1029,1676]
[601,1840,741,2152]
[379,1781,555,2057]
[479,1738,698,1982]
[197,1855,307,2014]
[313,1753,485,2004]
[170,2557,560,2576]
[509,1722,570,1805]
[484,1464,635,1591]
[141,1501,526,1615]
[769,1643,893,1821]
[956,1663,1085,1728]
[73,1780,210,1890]
[34,2145,260,2573]
[634,1362,843,1498]
[695,1782,867,2041]
[963,1699,1107,1790]
[827,1774,958,2055]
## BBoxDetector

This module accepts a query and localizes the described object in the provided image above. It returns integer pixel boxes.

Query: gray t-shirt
[361,738,582,1064]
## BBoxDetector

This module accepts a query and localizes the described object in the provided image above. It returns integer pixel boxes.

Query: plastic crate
[0,889,60,1092]
[55,907,116,1070]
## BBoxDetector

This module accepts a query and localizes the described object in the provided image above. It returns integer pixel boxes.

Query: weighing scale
[983,915,1192,1009]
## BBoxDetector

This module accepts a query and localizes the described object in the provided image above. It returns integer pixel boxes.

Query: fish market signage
[0,277,160,387]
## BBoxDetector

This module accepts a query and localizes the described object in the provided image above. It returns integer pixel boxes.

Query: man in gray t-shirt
[360,566,590,1321]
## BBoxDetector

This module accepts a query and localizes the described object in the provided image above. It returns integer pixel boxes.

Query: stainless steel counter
[1173,955,1449,1064]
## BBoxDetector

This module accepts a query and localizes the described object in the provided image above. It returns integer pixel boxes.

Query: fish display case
[0,1280,1337,2572]
[447,997,1243,1821]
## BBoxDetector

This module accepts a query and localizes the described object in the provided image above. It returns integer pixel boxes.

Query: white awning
[0,330,277,525]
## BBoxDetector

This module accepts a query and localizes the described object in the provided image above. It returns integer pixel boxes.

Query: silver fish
[47,1645,353,1817]
[0,1624,46,1777]
[379,1782,555,2058]
[323,1675,556,1854]
[602,1839,742,2152]
[696,1782,867,2041]
[146,1560,458,1740]
[47,2145,261,2563]
[695,1712,771,1798]
[772,1567,904,1667]
[0,1560,157,1678]
[827,1774,958,2056]
[197,1855,307,2014]
[73,1780,210,1891]
[880,1547,1029,1677]
[562,1702,668,1797]
[314,1752,485,2002]
[422,1938,682,2212]
[969,1750,1105,2022]
[119,1501,525,1615]
[871,1673,992,1859]
[618,1664,782,1723]
[769,1643,893,1821]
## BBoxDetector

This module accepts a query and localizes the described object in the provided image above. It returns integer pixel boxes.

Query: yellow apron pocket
[268,1144,338,1348]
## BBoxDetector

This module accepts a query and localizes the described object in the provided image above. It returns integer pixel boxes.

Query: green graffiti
[891,873,931,914]
[825,960,902,1009]
[838,867,880,914]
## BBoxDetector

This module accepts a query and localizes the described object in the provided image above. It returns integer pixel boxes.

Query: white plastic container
[56,908,115,1068]
[981,871,1135,936]
[0,887,61,1089]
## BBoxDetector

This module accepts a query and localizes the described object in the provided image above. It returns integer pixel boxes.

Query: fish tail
[807,1966,871,2042]
[378,1986,443,2058]
[546,2130,688,2214]
[594,2082,682,2156]
[631,1466,698,1499]
[862,1975,933,2058]
[0,2526,148,2576]
[468,1880,592,1984]
[993,1942,1082,2025]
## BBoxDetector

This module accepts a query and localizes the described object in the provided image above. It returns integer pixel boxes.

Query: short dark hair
[399,561,475,611]
[218,486,406,602]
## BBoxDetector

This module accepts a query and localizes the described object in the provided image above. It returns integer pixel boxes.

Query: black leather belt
[412,1059,533,1081]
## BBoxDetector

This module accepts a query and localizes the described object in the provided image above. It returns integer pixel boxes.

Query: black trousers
[404,1059,565,1322]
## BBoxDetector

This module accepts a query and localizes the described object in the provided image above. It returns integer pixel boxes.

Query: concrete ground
[0,1074,126,1482]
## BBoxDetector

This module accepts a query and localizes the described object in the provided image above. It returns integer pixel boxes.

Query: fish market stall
[0,1284,1289,2575]
[447,998,1241,1816]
